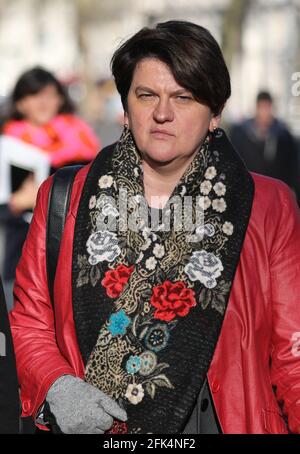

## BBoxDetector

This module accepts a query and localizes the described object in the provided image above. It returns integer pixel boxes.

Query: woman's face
[16,84,63,126]
[125,58,219,166]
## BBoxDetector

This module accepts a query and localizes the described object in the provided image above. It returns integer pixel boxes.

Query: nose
[153,98,174,123]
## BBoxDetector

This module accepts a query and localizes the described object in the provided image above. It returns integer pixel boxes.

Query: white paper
[0,135,50,204]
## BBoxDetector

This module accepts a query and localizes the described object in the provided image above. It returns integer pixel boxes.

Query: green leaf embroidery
[131,315,138,337]
[139,327,149,340]
[77,254,88,268]
[77,269,89,287]
[145,382,156,399]
[152,363,169,375]
[152,374,174,389]
[90,266,101,287]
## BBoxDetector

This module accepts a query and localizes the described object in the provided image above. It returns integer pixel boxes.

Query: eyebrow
[135,86,192,96]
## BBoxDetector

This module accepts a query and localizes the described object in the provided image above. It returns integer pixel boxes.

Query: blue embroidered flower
[145,323,170,352]
[126,355,141,374]
[108,310,131,337]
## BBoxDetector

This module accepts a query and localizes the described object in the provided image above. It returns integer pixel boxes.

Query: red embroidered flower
[150,280,197,322]
[101,264,134,298]
[107,420,128,434]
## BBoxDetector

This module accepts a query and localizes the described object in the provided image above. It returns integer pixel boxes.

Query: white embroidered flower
[101,203,119,218]
[153,244,165,259]
[200,180,212,195]
[142,228,157,243]
[222,221,234,236]
[86,230,121,264]
[213,182,226,197]
[98,175,114,189]
[145,257,157,270]
[196,223,215,239]
[212,198,227,213]
[199,196,211,211]
[125,384,145,405]
[205,166,217,180]
[89,195,97,210]
[185,250,224,289]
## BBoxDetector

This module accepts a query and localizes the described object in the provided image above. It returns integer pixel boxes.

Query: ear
[124,111,129,125]
[209,114,221,132]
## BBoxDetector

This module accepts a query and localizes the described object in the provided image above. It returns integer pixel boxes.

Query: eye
[177,95,193,101]
[139,93,154,99]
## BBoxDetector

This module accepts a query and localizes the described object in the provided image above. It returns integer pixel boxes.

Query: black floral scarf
[72,127,254,434]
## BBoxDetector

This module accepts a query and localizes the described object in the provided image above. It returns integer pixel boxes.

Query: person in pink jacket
[3,66,100,215]
[9,21,300,434]
[1,67,100,313]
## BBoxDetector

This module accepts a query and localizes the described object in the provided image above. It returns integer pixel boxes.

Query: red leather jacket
[9,165,300,434]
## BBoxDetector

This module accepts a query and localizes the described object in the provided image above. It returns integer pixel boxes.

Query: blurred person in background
[0,66,100,312]
[230,91,300,204]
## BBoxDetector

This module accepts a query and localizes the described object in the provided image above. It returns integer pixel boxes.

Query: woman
[1,67,100,311]
[0,276,19,433]
[9,21,300,434]
[3,66,100,171]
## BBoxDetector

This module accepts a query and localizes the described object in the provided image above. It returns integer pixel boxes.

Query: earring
[208,125,217,136]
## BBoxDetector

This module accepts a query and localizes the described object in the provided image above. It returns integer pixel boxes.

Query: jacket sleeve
[269,183,300,433]
[9,176,77,422]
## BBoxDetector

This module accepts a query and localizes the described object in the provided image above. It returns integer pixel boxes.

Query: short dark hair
[111,20,231,115]
[8,66,74,120]
[256,91,273,104]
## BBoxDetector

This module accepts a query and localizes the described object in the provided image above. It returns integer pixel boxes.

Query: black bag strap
[46,165,83,306]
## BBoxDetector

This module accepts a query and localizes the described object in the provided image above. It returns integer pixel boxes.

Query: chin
[141,141,179,164]
[144,149,179,165]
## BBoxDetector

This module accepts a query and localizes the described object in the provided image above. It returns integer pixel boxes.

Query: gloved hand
[46,375,127,434]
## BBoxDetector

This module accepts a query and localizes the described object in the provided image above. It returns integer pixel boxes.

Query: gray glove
[46,375,127,434]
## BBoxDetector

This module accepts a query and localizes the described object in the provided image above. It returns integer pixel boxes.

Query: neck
[142,152,198,208]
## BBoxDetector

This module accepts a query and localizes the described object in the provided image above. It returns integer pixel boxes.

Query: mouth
[151,129,175,138]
